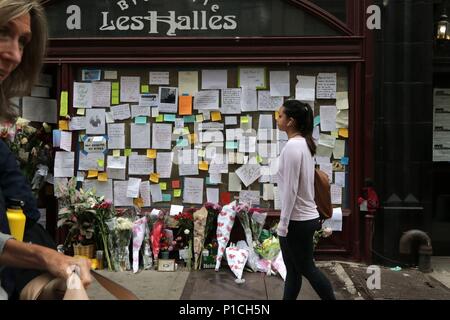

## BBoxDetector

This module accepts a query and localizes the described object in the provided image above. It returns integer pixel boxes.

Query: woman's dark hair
[282,99,316,156]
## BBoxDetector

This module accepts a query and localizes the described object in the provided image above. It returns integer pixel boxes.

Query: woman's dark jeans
[279,218,336,300]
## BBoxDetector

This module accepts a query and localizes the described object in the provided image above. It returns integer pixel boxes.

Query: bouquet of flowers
[249,208,267,243]
[0,118,53,197]
[107,216,134,271]
[254,236,281,275]
[313,226,333,249]
[204,202,222,245]
[234,203,259,272]
[92,198,115,270]
[56,178,98,248]
[193,207,208,270]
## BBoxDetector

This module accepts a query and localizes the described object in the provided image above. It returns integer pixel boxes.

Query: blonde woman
[0,0,92,300]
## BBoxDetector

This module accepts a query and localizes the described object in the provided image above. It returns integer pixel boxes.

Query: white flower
[15,117,30,127]
[116,217,133,230]
[86,197,97,208]
[184,229,190,235]
[322,227,333,238]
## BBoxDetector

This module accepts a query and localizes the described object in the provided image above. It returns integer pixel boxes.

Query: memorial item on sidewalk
[225,243,249,284]
[214,201,237,271]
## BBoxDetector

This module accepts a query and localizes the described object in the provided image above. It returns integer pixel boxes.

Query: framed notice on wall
[433,88,450,162]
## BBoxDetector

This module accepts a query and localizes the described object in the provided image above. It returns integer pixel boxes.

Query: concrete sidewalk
[86,259,450,300]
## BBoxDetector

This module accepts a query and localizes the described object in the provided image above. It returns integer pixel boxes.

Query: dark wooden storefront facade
[42,0,376,261]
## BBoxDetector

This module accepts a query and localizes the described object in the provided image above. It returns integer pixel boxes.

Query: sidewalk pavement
[86,258,450,300]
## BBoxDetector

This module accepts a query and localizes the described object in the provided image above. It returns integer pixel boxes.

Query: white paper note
[120,76,140,102]
[273,186,280,210]
[91,81,111,107]
[336,92,349,110]
[111,104,131,120]
[107,123,125,149]
[69,117,87,131]
[239,190,260,206]
[322,207,343,231]
[78,152,104,171]
[202,70,227,89]
[295,75,316,102]
[235,163,262,187]
[270,71,290,97]
[127,177,141,198]
[60,131,72,152]
[114,181,134,206]
[258,114,274,130]
[150,183,163,203]
[336,110,349,128]
[316,73,337,99]
[107,156,126,169]
[178,149,199,176]
[228,173,242,192]
[149,72,169,85]
[334,172,346,187]
[221,88,241,114]
[131,105,151,118]
[179,71,198,96]
[194,90,220,110]
[83,179,113,201]
[131,123,151,149]
[183,177,204,204]
[127,154,153,175]
[333,139,346,159]
[85,109,106,134]
[152,123,172,150]
[156,152,174,178]
[54,151,74,177]
[225,116,238,125]
[239,67,266,89]
[331,184,342,205]
[139,181,152,207]
[263,184,275,201]
[258,91,283,111]
[104,71,117,80]
[241,87,257,112]
[206,188,219,204]
[73,82,92,108]
[170,205,184,216]
[320,105,337,132]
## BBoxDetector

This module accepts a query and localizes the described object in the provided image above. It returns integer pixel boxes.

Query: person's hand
[45,251,92,288]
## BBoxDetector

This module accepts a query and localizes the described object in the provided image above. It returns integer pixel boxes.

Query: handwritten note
[128,154,154,175]
[221,88,241,114]
[111,104,131,120]
[240,87,257,112]
[107,155,126,169]
[139,181,152,207]
[239,67,266,89]
[114,181,134,206]
[107,123,125,149]
[295,75,315,102]
[150,183,163,203]
[152,123,172,150]
[54,151,74,177]
[85,109,106,135]
[235,163,262,187]
[130,123,151,149]
[156,152,174,178]
[179,71,198,96]
[183,177,204,204]
[202,70,227,89]
[120,76,140,102]
[239,190,260,206]
[69,117,87,131]
[73,82,92,108]
[258,91,283,111]
[149,72,169,85]
[92,81,111,107]
[320,105,337,132]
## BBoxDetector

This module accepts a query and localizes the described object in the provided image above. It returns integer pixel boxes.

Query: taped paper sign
[83,136,107,153]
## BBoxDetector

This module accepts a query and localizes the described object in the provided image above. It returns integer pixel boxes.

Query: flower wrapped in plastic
[193,207,208,270]
[215,201,238,271]
[132,216,147,273]
[313,226,333,249]
[234,203,259,272]
[107,217,134,271]
[254,236,281,275]
[225,243,249,284]
[249,208,267,243]
[150,210,167,262]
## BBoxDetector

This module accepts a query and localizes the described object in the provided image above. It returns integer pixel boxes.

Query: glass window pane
[308,0,347,23]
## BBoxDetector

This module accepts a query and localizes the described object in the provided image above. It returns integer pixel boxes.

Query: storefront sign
[46,0,338,38]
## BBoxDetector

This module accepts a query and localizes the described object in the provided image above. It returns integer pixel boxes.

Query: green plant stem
[99,223,112,270]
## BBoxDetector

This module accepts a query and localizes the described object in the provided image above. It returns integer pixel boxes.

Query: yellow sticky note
[147,149,157,159]
[196,114,204,122]
[141,85,149,93]
[98,172,108,182]
[111,90,119,98]
[112,82,119,90]
[188,133,197,145]
[256,154,263,164]
[199,161,209,171]
[211,111,222,122]
[113,150,121,157]
[159,182,167,190]
[241,116,249,124]
[88,170,98,178]
[338,128,349,138]
[111,96,119,105]
[275,111,279,120]
[155,115,164,122]
[331,130,339,138]
[60,91,68,117]
[149,173,160,183]
[76,108,86,116]
[58,120,69,131]
[173,189,182,197]
[125,149,132,157]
